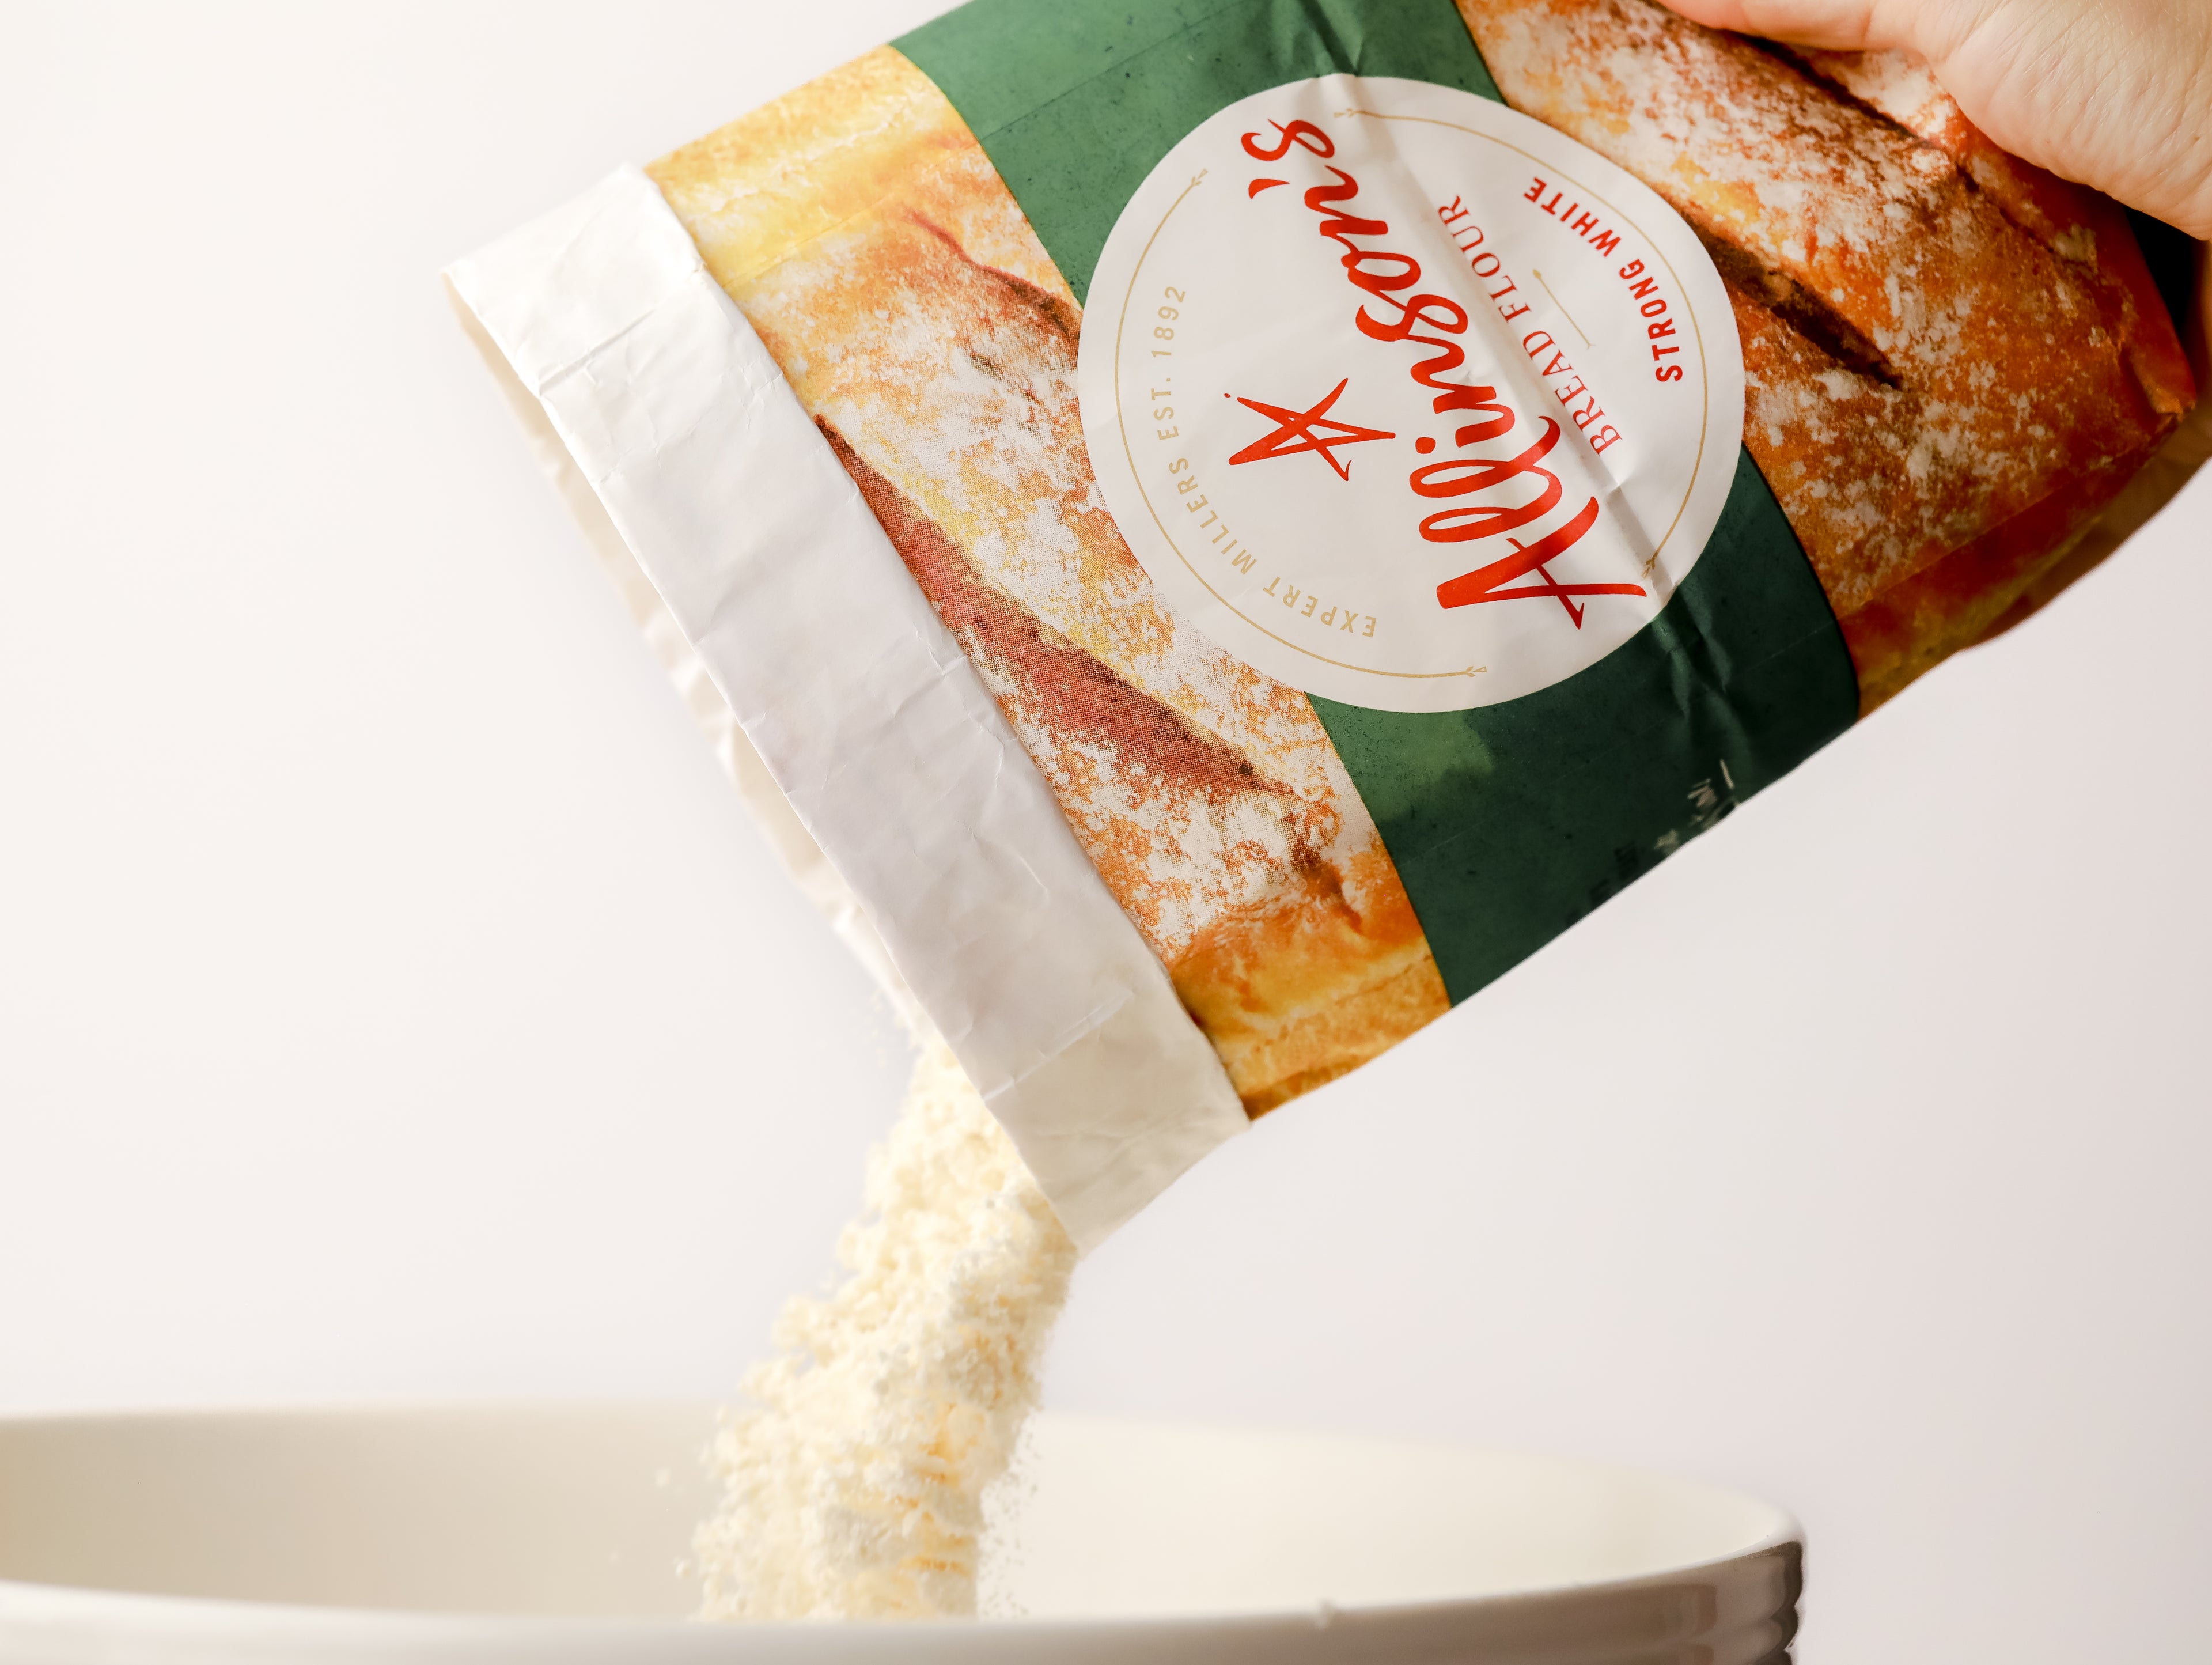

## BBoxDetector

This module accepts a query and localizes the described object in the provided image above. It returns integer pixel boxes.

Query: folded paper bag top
[448,0,2198,1251]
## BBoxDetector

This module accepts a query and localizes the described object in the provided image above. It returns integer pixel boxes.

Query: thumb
[1658,0,2212,240]
[1654,1,1923,51]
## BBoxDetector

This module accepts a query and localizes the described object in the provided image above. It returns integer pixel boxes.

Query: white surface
[447,168,1241,1251]
[1,3,2206,1660]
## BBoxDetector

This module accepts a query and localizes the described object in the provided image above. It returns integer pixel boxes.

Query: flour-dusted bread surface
[1796,43,2192,425]
[650,49,1449,1114]
[1456,0,2192,707]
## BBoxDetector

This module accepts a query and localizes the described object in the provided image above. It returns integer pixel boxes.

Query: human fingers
[1652,0,1919,50]
[1662,1,2212,239]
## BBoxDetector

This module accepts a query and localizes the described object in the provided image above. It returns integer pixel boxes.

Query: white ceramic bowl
[0,1404,1800,1662]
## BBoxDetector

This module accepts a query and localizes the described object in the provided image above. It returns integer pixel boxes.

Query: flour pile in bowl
[695,1032,1077,1619]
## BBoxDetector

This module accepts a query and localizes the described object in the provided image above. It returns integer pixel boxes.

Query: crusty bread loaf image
[1457,0,2194,708]
[650,50,1450,1114]
[647,1,2192,1114]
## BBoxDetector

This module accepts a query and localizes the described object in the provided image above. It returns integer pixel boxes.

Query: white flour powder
[696,1034,1077,1619]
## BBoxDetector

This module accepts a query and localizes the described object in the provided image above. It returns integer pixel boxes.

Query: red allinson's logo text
[1240,117,1644,627]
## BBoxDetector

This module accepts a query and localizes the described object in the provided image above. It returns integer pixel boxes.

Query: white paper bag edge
[444,166,1247,1251]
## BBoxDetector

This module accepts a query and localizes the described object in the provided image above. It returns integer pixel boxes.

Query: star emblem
[1226,379,1395,480]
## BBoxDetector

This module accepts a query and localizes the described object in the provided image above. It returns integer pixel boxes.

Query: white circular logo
[1078,76,1745,713]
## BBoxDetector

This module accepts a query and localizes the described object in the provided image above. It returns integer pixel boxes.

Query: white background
[3,4,2206,1659]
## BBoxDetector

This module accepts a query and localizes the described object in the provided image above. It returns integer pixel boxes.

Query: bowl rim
[0,1399,1805,1637]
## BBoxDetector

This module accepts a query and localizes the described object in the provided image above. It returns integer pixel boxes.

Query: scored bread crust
[646,5,2194,1117]
[1456,0,2194,709]
[650,49,1451,1115]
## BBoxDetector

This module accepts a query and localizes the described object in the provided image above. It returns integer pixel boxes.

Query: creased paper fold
[446,168,1247,1251]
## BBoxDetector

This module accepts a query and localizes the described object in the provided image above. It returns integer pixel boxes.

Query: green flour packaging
[450,0,2203,1250]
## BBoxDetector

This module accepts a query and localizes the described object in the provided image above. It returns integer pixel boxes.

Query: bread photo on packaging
[449,0,2200,1249]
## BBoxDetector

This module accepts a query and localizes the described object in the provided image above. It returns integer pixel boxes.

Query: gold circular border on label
[1110,107,1718,691]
